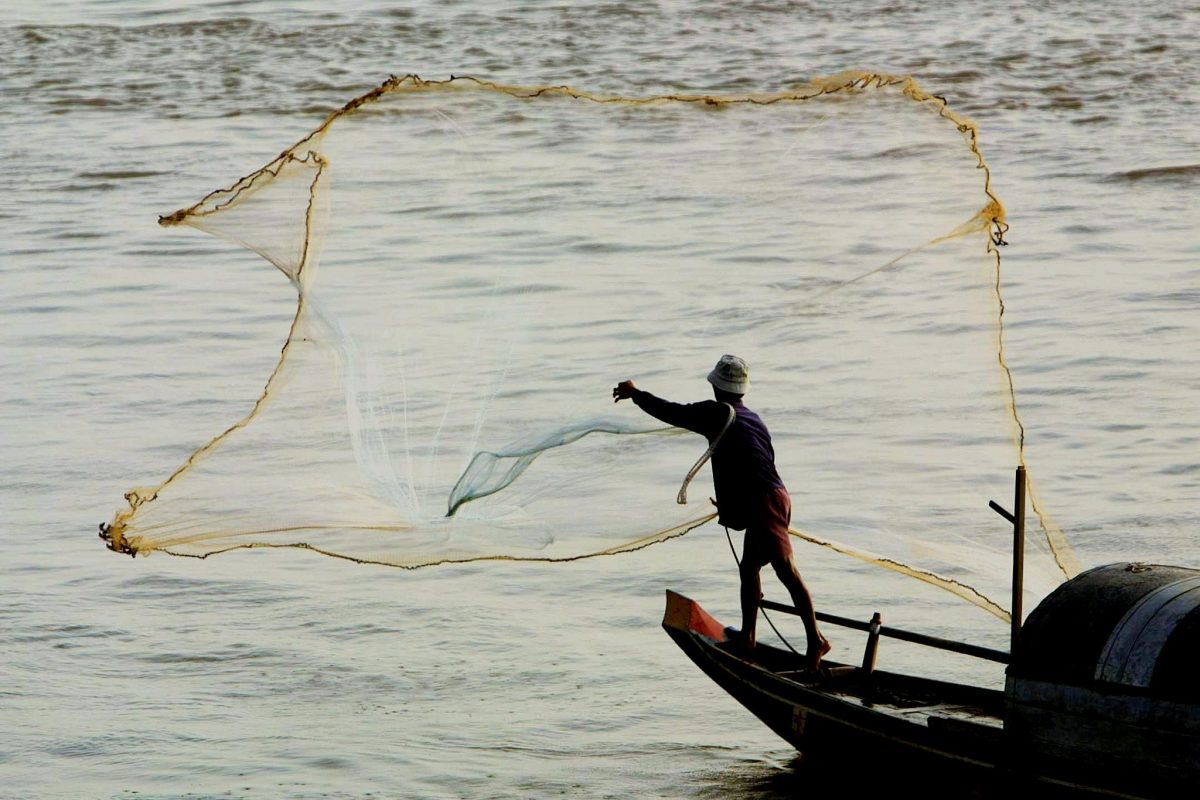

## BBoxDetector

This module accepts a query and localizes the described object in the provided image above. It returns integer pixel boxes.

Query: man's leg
[739,557,762,648]
[772,556,831,667]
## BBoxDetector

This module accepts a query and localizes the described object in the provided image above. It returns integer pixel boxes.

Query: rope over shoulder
[677,402,736,504]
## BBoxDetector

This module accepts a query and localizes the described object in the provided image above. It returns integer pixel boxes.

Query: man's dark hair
[713,388,744,403]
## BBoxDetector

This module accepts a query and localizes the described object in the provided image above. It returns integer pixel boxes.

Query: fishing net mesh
[101,73,1079,619]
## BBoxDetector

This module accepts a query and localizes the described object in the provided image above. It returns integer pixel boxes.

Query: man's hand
[612,380,637,403]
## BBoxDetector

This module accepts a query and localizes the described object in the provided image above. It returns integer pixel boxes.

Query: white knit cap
[706,354,749,394]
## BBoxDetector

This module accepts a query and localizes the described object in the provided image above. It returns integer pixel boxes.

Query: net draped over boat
[101,73,1079,618]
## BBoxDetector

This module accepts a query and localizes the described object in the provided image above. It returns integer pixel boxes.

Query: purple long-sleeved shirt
[631,389,786,530]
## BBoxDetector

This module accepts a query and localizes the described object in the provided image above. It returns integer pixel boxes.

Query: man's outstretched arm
[612,379,723,438]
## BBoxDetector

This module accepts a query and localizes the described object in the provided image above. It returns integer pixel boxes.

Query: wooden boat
[663,468,1200,798]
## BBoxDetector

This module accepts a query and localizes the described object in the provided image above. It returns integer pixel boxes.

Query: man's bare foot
[807,637,832,669]
[724,626,756,652]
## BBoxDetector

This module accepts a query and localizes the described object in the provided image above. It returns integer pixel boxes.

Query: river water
[2,2,1197,798]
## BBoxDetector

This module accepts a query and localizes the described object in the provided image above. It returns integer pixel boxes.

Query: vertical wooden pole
[1011,465,1026,655]
[862,611,882,673]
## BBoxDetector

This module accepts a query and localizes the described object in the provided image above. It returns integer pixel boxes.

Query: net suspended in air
[100,73,1079,618]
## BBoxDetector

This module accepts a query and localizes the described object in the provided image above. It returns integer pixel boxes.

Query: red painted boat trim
[664,589,728,642]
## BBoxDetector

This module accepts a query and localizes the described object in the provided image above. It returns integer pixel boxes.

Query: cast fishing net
[100,73,1079,619]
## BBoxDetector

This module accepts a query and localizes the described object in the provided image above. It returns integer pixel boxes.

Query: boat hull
[663,589,1200,798]
[662,590,1006,768]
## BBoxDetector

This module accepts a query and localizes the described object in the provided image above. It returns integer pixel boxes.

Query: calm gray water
[2,2,1198,798]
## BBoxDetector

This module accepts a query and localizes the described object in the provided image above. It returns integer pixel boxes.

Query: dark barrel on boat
[1011,562,1200,698]
[1005,563,1200,796]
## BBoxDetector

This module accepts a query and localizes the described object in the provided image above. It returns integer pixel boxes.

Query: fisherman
[613,355,830,667]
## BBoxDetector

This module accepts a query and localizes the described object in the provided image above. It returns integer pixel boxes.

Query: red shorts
[741,487,793,569]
